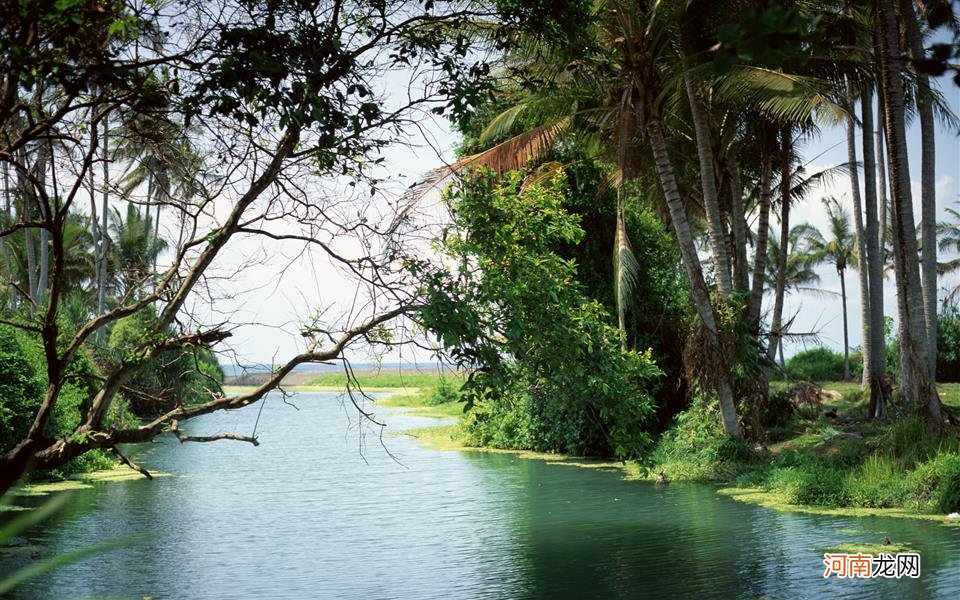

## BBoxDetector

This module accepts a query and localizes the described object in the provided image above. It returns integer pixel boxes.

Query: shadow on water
[2,392,959,599]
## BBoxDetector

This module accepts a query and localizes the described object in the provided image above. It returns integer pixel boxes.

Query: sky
[786,81,960,360]
[146,65,960,368]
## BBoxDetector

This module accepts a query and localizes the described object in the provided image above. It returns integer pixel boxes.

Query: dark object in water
[656,470,669,485]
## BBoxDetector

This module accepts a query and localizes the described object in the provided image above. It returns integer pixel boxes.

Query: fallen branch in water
[110,446,153,480]
[169,420,260,447]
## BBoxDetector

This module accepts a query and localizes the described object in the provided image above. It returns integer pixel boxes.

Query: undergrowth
[648,391,960,514]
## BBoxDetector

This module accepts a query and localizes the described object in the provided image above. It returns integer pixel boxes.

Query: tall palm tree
[764,223,824,366]
[113,73,200,276]
[899,0,938,381]
[798,196,858,380]
[875,0,942,421]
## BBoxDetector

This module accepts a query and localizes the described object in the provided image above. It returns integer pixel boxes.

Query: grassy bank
[648,381,960,523]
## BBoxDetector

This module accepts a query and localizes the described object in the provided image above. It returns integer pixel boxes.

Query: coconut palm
[798,196,858,380]
[113,73,201,274]
[108,204,167,300]
[875,0,942,420]
[764,224,825,366]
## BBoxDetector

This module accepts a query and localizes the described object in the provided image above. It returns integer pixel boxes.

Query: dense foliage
[106,306,224,417]
[414,170,661,458]
[785,347,862,382]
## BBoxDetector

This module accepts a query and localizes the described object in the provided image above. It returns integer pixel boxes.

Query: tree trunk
[862,86,889,419]
[877,90,888,252]
[1,160,13,309]
[875,0,942,422]
[729,162,750,293]
[748,146,773,332]
[37,151,50,304]
[647,117,741,439]
[682,62,733,298]
[900,0,938,382]
[89,106,99,287]
[840,267,851,380]
[19,149,38,307]
[846,91,871,389]
[767,129,791,363]
[97,117,110,333]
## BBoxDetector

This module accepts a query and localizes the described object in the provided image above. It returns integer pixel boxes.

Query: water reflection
[2,392,959,599]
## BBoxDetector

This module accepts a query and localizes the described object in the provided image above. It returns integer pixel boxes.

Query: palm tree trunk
[846,92,871,389]
[900,0,938,382]
[647,117,741,439]
[97,117,109,331]
[875,0,942,421]
[18,149,38,307]
[748,147,773,332]
[840,267,851,380]
[729,162,750,293]
[862,86,888,418]
[1,160,13,309]
[682,67,733,298]
[89,106,99,289]
[767,129,792,362]
[877,90,888,251]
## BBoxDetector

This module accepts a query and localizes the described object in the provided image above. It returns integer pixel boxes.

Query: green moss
[14,464,168,497]
[819,542,915,555]
[716,487,960,524]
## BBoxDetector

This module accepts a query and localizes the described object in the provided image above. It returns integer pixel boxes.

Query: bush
[426,377,460,406]
[0,326,45,454]
[846,454,908,508]
[786,347,848,382]
[108,306,224,416]
[906,453,960,512]
[647,395,756,481]
[419,170,660,459]
[937,309,960,382]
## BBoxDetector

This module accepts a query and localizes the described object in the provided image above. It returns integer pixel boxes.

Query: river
[3,391,959,599]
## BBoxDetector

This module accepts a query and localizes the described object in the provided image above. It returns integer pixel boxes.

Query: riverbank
[324,373,960,526]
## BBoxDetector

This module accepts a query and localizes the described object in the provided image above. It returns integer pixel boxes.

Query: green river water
[2,391,959,599]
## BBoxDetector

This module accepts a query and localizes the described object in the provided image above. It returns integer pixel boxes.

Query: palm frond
[614,208,641,338]
[716,66,848,126]
[406,118,571,201]
[479,103,530,146]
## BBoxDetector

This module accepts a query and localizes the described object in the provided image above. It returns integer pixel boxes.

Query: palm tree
[113,73,201,275]
[108,204,167,300]
[764,224,824,366]
[798,196,858,380]
[899,0,938,381]
[875,0,942,421]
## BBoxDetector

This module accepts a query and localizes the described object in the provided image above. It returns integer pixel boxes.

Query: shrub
[108,306,224,416]
[426,377,460,406]
[0,326,45,454]
[846,454,907,508]
[779,464,850,506]
[419,171,660,459]
[647,395,756,481]
[906,453,960,512]
[786,347,847,382]
[937,309,960,382]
